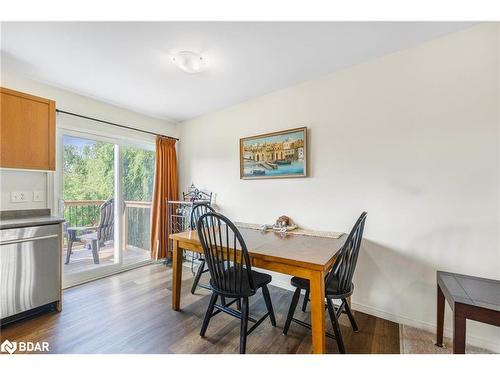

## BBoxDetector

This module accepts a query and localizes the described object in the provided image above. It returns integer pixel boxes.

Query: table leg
[436,284,445,347]
[453,304,466,354]
[172,239,183,310]
[309,270,326,354]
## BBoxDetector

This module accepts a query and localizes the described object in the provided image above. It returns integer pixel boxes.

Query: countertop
[0,209,65,230]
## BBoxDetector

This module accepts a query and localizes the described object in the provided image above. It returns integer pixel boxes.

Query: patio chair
[65,198,114,264]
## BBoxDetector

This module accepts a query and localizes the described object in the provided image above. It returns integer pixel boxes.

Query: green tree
[63,137,155,234]
[122,146,155,202]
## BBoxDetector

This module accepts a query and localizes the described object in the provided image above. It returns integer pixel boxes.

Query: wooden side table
[436,271,500,353]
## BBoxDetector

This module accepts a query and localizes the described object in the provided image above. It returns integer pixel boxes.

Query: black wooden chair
[190,202,215,294]
[197,212,277,354]
[66,199,114,264]
[283,212,367,354]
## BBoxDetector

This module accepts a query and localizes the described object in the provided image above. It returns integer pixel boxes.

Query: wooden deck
[63,243,151,276]
[1,264,400,354]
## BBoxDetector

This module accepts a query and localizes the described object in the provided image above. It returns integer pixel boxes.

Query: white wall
[0,170,48,210]
[179,24,500,351]
[0,68,178,211]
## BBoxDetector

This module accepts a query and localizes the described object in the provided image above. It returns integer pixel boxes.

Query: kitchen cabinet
[0,87,56,170]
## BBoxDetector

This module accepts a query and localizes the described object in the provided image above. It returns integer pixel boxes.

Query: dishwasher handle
[0,234,59,246]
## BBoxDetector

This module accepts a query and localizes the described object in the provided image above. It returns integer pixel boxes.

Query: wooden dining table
[169,226,345,354]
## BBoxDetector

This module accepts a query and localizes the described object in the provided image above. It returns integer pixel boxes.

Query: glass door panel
[58,130,155,288]
[122,144,154,266]
[62,135,117,282]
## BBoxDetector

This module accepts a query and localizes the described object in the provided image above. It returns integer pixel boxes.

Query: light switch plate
[33,191,44,202]
[11,191,30,203]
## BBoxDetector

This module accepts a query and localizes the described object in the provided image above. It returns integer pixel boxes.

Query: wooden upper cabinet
[0,87,56,171]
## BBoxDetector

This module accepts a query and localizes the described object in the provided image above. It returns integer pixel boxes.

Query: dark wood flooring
[0,263,400,354]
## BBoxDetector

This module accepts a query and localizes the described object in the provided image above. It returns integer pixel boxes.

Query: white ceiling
[1,22,474,122]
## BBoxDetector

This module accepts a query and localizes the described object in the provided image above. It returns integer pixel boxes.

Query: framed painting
[240,127,307,180]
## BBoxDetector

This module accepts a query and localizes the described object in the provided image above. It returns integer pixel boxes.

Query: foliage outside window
[63,136,155,251]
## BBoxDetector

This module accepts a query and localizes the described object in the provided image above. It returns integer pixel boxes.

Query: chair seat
[291,276,354,298]
[78,232,98,241]
[210,267,272,296]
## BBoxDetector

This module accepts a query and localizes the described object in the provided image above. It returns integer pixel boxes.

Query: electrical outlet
[33,191,44,202]
[11,191,30,203]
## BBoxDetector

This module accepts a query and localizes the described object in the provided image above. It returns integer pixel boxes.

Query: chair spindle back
[325,212,367,294]
[197,212,254,296]
[190,203,215,230]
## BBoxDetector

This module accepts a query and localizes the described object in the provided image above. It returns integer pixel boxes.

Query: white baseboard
[269,279,499,353]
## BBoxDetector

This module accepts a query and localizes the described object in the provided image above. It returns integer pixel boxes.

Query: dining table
[169,225,346,354]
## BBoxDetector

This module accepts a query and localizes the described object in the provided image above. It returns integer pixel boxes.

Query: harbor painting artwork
[240,127,307,179]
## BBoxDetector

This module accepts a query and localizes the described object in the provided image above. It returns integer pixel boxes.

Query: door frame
[55,127,155,288]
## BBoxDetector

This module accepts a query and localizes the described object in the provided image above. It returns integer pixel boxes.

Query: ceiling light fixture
[171,51,207,74]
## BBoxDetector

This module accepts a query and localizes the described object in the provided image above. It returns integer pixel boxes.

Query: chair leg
[283,287,301,335]
[91,239,99,264]
[342,298,358,332]
[240,297,249,354]
[262,285,276,326]
[191,259,206,294]
[65,239,73,265]
[236,298,241,311]
[200,293,218,337]
[327,298,346,354]
[302,289,310,312]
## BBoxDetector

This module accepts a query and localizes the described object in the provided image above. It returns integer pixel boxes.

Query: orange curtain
[150,136,178,260]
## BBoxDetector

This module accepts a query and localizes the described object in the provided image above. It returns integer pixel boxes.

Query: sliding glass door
[122,144,155,266]
[57,130,154,287]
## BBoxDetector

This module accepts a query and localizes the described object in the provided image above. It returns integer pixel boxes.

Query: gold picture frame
[239,127,307,180]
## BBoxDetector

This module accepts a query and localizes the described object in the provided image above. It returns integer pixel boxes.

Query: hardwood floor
[0,263,400,354]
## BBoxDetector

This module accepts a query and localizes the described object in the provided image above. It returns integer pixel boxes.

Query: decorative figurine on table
[276,216,290,227]
[273,215,298,232]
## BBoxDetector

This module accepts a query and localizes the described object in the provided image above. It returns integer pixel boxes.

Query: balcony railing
[63,200,152,251]
[122,201,152,252]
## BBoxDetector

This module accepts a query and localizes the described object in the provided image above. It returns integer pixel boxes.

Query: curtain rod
[56,109,179,141]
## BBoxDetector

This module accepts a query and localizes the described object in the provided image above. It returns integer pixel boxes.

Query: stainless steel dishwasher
[0,224,61,321]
